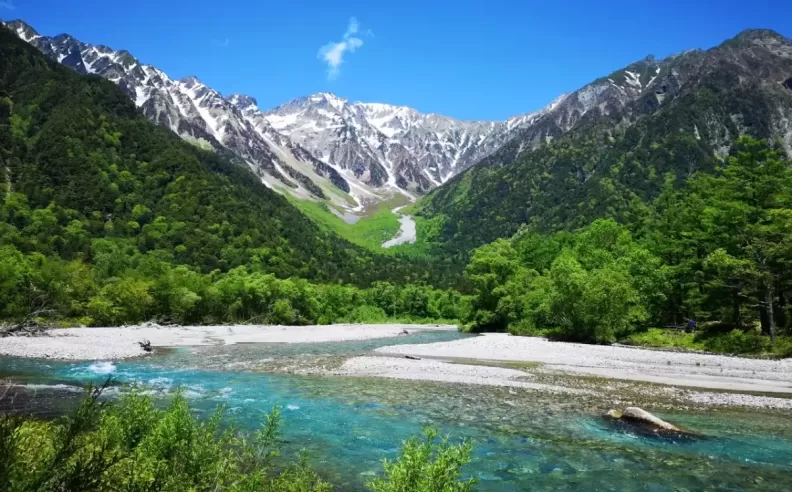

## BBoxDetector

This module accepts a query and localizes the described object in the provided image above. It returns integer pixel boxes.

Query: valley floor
[0,323,456,360]
[3,324,792,409]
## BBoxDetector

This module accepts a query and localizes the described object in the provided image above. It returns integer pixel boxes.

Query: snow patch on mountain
[3,18,662,213]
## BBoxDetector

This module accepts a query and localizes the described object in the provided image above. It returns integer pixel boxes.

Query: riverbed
[382,206,417,247]
[2,328,791,490]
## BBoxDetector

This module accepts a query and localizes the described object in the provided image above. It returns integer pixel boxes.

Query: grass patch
[620,328,706,351]
[620,327,792,358]
[499,360,544,370]
[286,196,402,252]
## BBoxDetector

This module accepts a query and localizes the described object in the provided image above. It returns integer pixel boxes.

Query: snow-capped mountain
[476,55,684,168]
[2,19,362,208]
[2,19,559,208]
[263,93,547,193]
[2,18,678,212]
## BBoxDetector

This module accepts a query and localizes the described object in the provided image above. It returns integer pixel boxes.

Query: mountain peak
[227,93,258,110]
[180,75,203,87]
[2,19,40,42]
[735,28,785,40]
[727,28,790,49]
[309,92,347,108]
[312,91,343,100]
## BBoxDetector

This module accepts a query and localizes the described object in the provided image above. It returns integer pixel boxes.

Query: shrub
[0,385,330,492]
[367,427,476,492]
[700,329,772,354]
[1,388,475,492]
[344,305,388,323]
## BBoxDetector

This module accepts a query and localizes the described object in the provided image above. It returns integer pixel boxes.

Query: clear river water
[1,331,791,491]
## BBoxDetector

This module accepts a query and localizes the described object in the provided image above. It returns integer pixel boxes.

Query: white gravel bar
[0,323,457,360]
[339,356,590,393]
[376,333,792,394]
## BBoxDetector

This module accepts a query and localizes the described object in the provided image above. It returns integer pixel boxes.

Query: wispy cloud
[0,0,15,10]
[212,38,230,48]
[318,17,368,80]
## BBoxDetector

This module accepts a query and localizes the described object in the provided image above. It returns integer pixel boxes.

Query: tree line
[0,25,455,299]
[459,137,792,354]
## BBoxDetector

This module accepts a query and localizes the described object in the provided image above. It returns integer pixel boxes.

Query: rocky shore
[0,323,457,360]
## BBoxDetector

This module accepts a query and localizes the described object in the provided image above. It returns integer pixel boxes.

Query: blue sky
[3,0,791,120]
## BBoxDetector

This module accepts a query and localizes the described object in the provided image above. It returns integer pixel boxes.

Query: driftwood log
[0,308,52,337]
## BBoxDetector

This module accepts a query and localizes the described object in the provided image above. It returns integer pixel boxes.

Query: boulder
[620,407,680,431]
[604,406,697,441]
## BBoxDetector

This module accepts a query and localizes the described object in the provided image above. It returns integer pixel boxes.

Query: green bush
[699,329,772,354]
[367,427,476,492]
[1,388,476,491]
[344,305,388,323]
[620,328,705,351]
[773,337,792,358]
[0,386,331,492]
[0,245,31,319]
[464,220,665,343]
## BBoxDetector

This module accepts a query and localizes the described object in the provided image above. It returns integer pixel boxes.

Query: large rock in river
[604,406,701,441]
[608,407,680,431]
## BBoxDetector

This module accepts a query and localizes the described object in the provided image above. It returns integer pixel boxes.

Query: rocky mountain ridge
[415,28,792,257]
[6,19,775,215]
[2,19,551,208]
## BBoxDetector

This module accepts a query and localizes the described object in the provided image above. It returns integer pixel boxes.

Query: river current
[1,331,790,491]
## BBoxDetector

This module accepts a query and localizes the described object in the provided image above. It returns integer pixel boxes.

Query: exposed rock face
[416,29,792,257]
[1,20,357,207]
[262,93,546,190]
[3,19,551,203]
[9,20,792,217]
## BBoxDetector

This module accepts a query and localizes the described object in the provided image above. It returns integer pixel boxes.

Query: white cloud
[0,0,15,9]
[212,38,230,48]
[318,17,368,80]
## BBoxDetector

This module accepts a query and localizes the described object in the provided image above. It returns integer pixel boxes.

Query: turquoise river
[1,331,791,491]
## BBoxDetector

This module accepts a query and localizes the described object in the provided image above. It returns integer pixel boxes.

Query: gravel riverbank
[338,356,590,393]
[382,206,417,248]
[376,333,792,395]
[0,324,457,360]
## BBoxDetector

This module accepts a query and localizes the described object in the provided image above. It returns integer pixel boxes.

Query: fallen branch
[0,308,54,337]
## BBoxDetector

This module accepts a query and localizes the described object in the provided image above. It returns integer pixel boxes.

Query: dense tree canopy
[1,23,791,355]
[0,25,450,288]
[414,42,792,262]
[0,25,471,326]
[458,137,792,351]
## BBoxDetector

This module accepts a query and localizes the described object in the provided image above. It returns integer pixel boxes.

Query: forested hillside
[0,25,463,326]
[415,29,792,260]
[458,136,792,355]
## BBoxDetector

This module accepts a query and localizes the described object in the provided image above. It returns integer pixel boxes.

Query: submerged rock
[609,407,680,431]
[604,406,700,441]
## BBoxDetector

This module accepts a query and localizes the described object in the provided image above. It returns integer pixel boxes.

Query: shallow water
[2,331,791,491]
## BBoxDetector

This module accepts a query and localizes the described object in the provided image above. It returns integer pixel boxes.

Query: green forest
[2,23,792,356]
[3,18,792,492]
[460,136,792,355]
[414,31,792,260]
[0,26,464,329]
